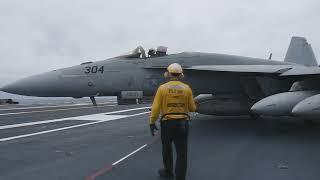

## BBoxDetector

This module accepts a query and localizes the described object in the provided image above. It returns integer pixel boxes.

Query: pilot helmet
[156,46,168,54]
[148,48,155,53]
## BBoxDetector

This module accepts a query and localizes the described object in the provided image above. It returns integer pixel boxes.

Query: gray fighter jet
[2,37,320,119]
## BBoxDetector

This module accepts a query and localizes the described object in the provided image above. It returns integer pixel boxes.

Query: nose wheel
[90,96,97,106]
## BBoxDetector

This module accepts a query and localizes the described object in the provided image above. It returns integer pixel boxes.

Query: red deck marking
[85,165,113,180]
[85,136,160,180]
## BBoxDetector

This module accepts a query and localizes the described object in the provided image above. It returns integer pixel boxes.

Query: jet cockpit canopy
[123,46,168,59]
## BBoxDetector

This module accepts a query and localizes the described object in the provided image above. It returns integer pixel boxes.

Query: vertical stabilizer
[284,36,317,66]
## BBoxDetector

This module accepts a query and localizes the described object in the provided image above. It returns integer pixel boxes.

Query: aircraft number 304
[84,66,104,74]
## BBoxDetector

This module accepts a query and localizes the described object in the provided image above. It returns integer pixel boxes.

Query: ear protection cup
[164,72,184,79]
[179,73,184,79]
[164,72,169,78]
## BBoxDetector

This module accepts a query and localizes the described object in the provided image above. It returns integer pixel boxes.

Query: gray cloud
[0,0,319,86]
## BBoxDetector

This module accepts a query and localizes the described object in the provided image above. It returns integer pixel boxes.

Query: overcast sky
[0,0,319,87]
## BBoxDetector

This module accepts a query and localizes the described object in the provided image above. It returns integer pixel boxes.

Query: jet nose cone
[1,82,26,95]
[0,71,62,96]
[0,85,8,92]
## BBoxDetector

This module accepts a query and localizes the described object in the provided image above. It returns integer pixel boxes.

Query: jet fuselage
[1,52,291,99]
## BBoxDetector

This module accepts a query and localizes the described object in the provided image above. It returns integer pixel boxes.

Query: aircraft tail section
[284,36,318,66]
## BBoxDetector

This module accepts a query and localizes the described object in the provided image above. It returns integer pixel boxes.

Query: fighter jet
[1,37,320,119]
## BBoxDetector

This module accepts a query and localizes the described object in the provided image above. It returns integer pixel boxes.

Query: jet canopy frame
[124,46,168,59]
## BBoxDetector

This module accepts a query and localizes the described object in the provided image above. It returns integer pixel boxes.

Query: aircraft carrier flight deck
[1,102,320,180]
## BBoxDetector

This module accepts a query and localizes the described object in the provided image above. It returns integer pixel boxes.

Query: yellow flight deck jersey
[149,81,197,124]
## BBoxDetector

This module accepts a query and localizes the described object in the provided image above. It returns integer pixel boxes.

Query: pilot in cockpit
[148,46,168,58]
[156,46,168,57]
[148,48,156,57]
[129,46,168,59]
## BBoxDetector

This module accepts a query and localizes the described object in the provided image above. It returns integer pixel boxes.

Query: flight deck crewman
[149,63,197,180]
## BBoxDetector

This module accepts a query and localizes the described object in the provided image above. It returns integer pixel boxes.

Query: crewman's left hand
[150,123,158,136]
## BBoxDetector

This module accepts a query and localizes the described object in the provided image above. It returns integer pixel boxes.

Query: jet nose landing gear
[90,96,97,106]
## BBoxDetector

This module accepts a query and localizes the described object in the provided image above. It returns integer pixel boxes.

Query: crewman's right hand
[150,123,158,136]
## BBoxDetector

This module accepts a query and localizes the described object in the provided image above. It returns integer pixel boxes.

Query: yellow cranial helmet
[167,63,183,74]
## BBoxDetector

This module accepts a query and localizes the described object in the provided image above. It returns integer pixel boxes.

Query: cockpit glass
[118,46,168,59]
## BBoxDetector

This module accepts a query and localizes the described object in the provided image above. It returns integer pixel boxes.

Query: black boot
[158,168,174,178]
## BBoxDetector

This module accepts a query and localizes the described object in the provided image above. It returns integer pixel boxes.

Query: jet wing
[185,65,293,74]
[145,64,320,77]
[188,65,320,77]
[280,66,320,76]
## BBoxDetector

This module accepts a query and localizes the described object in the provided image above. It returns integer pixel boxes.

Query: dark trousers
[161,120,189,180]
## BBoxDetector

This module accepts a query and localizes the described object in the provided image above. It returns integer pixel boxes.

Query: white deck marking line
[0,104,113,116]
[0,103,115,111]
[66,114,128,121]
[49,106,149,120]
[0,107,150,130]
[0,103,89,111]
[104,106,150,115]
[0,115,126,130]
[112,144,147,166]
[0,111,149,142]
[0,119,71,130]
